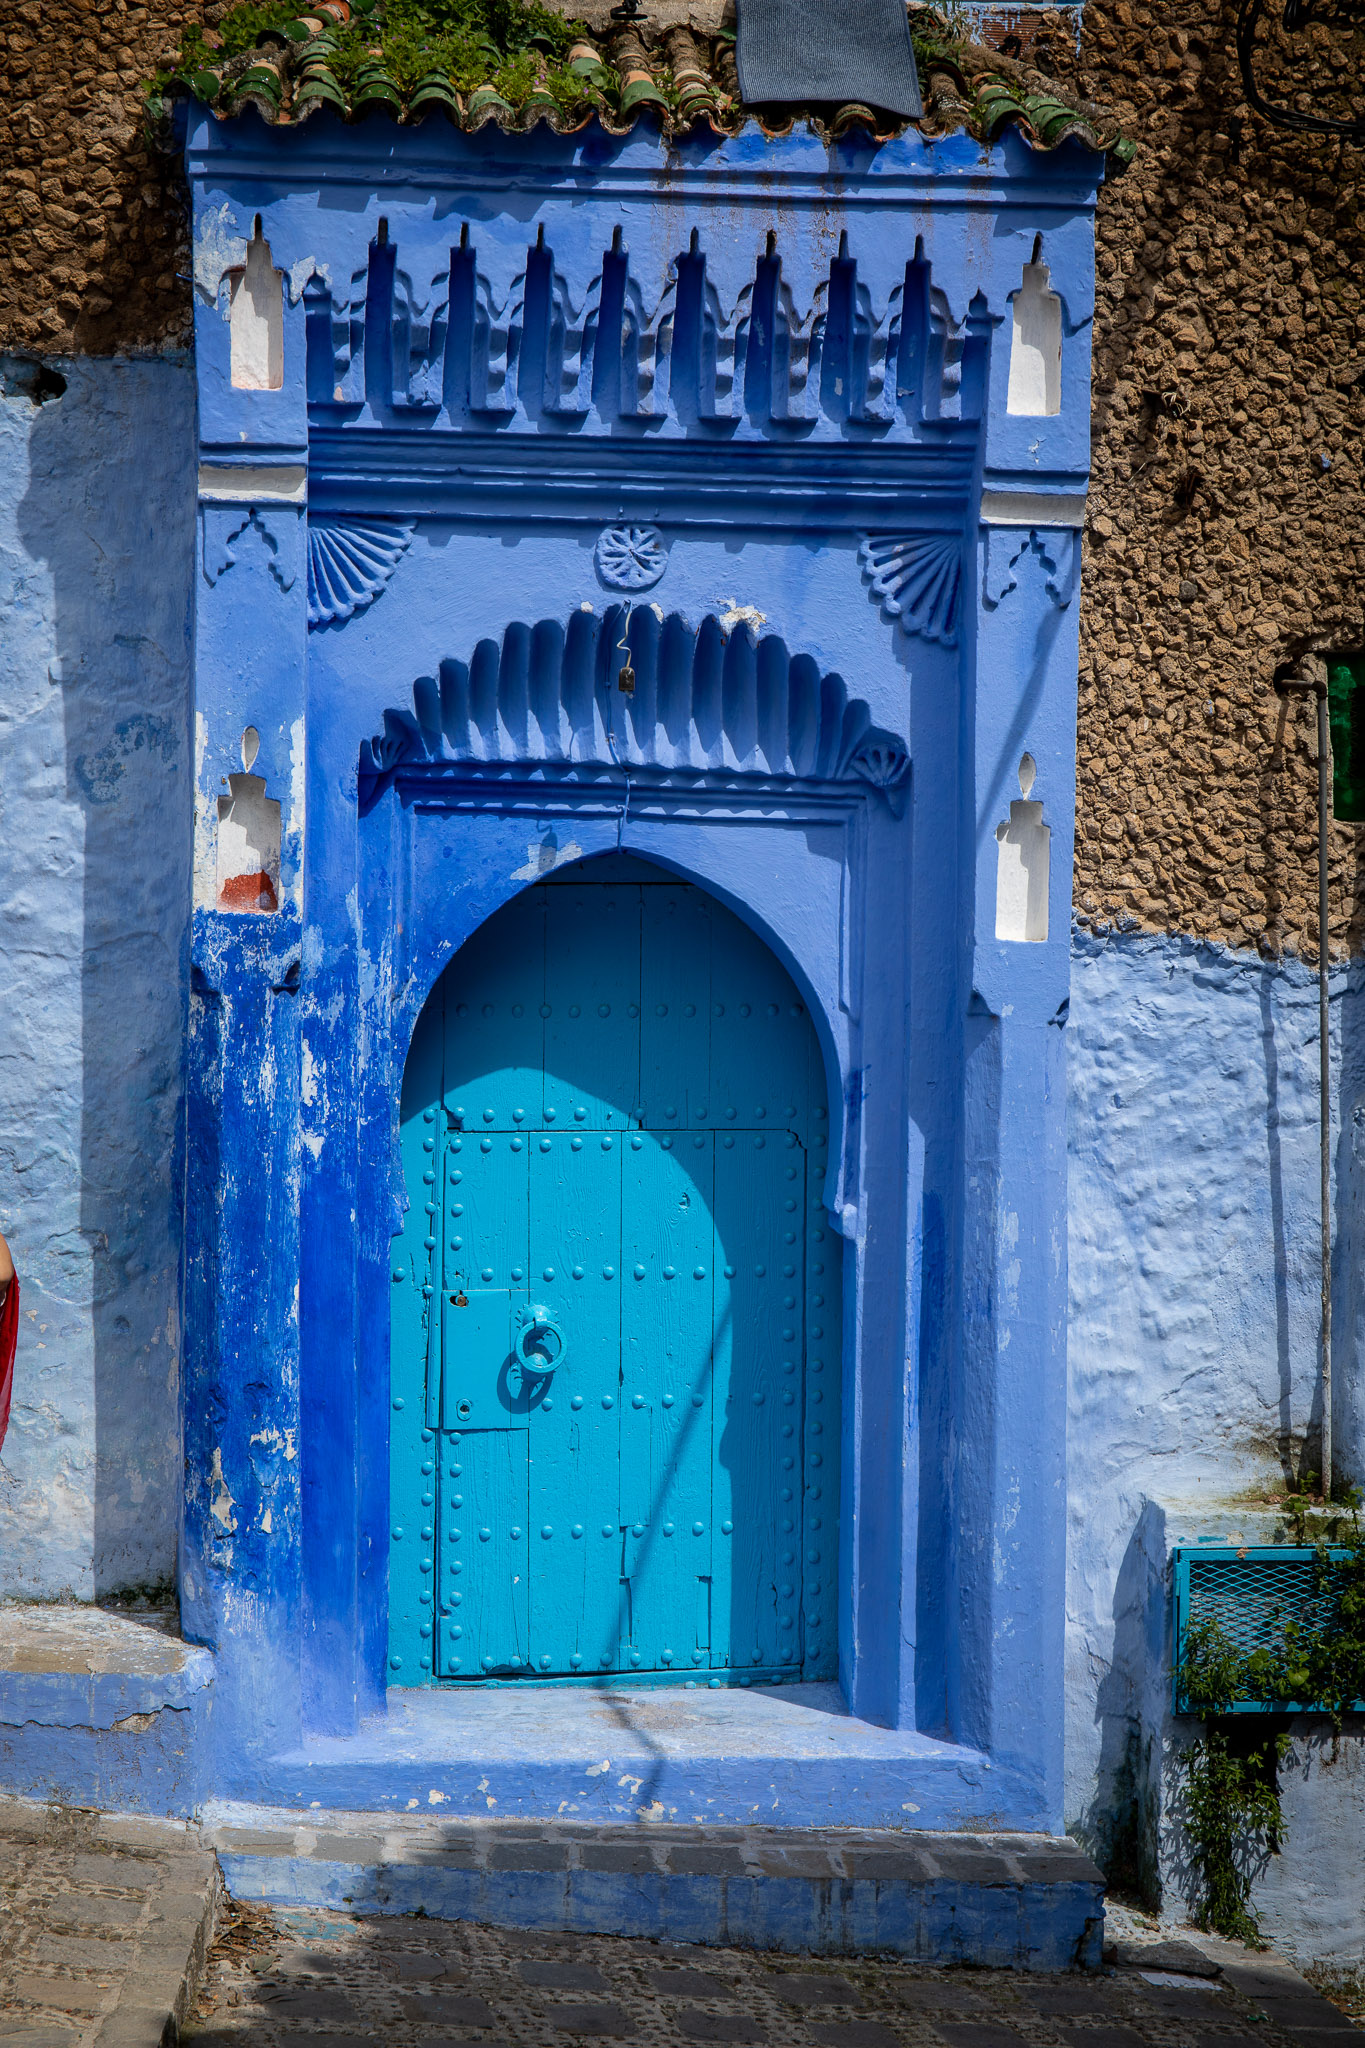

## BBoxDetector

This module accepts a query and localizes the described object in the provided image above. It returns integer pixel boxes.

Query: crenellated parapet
[188,118,1097,478]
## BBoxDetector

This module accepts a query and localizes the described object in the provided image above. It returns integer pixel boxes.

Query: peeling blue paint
[173,110,1101,1838]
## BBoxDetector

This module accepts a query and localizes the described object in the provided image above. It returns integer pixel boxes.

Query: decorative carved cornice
[298,211,996,441]
[359,606,908,814]
[307,430,977,532]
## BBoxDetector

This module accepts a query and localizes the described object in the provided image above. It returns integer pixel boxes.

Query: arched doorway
[390,853,839,1686]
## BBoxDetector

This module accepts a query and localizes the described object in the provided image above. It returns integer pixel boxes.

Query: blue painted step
[208,1814,1104,1970]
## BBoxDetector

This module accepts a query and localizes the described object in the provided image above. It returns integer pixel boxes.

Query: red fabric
[0,1276,17,1455]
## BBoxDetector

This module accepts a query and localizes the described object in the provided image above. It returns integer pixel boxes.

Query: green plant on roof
[154,0,689,121]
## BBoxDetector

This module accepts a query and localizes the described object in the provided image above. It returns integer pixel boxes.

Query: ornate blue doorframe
[181,110,1100,1829]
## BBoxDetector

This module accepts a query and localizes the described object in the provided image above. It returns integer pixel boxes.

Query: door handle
[515,1304,567,1375]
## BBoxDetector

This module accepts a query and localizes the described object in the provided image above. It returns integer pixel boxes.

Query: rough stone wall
[1040,0,1365,958]
[0,0,197,357]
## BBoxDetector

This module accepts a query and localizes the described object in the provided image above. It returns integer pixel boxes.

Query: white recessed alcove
[995,754,1051,942]
[1006,244,1062,418]
[229,219,284,391]
[216,726,281,912]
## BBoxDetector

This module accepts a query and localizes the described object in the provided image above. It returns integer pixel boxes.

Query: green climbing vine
[1176,1629,1287,1944]
[1177,1491,1365,1942]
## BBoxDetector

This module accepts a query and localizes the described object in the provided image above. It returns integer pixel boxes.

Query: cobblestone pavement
[183,1902,1363,2048]
[0,1798,220,2048]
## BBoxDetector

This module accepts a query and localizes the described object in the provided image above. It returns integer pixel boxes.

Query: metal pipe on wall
[1316,677,1333,1500]
[1277,659,1332,1498]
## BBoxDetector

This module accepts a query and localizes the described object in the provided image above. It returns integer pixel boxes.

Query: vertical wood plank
[445,1129,530,1295]
[803,1034,840,1680]
[712,1128,804,1674]
[389,988,445,1677]
[442,887,545,1130]
[437,1121,530,1677]
[436,1428,529,1675]
[621,1130,715,1676]
[528,1130,623,1674]
[639,883,711,1131]
[707,898,811,1135]
[542,881,641,1129]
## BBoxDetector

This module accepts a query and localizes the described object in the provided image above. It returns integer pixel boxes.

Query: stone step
[0,1795,221,2048]
[0,1606,213,1817]
[203,1811,1104,1970]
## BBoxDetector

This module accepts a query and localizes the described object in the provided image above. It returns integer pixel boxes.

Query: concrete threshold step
[203,1810,1105,1971]
[231,1681,1040,1829]
[0,1794,221,2048]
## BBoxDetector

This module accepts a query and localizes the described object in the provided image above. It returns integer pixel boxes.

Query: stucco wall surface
[1066,925,1365,1952]
[0,355,195,1600]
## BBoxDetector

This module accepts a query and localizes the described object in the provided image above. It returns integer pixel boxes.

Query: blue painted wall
[4,353,1365,1966]
[0,358,194,1600]
[3,117,1359,1969]
[159,111,1108,1831]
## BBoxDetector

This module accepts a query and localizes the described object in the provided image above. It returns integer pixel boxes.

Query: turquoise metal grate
[1172,1544,1357,1714]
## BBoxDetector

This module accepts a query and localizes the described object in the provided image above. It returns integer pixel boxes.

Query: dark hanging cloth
[0,1276,16,1455]
[735,0,924,120]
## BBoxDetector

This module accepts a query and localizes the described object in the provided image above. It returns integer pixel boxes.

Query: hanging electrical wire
[1236,0,1365,137]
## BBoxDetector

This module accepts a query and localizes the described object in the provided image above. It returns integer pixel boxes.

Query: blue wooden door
[389,858,838,1685]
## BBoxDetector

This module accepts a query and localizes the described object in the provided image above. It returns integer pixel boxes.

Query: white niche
[995,755,1050,943]
[217,728,281,913]
[229,221,284,391]
[1006,248,1062,418]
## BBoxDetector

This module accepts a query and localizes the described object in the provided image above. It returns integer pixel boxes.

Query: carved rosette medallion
[594,524,669,591]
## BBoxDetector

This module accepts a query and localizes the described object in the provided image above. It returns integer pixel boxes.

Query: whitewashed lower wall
[1067,926,1365,1962]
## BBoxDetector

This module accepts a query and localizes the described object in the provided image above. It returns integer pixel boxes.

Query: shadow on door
[388,852,840,1691]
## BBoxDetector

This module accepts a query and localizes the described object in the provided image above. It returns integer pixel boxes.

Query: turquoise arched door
[389,857,838,1685]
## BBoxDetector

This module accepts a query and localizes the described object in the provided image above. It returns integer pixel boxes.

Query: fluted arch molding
[358,606,910,813]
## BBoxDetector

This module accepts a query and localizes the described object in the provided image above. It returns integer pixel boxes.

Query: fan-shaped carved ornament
[307,516,414,628]
[859,532,962,646]
[848,737,912,818]
[359,607,910,814]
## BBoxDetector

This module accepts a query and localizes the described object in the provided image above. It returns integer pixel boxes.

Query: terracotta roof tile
[153,5,1133,166]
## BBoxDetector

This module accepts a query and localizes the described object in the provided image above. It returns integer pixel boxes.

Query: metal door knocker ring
[516,1305,567,1375]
